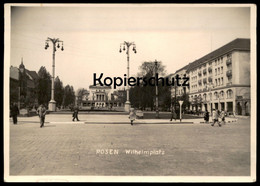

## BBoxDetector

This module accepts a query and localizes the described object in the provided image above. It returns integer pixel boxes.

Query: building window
[221,66,223,74]
[218,67,220,75]
[215,79,217,86]
[220,91,224,99]
[226,89,233,99]
[221,77,223,85]
[215,69,217,76]
[218,78,220,86]
[215,60,217,65]
[214,92,218,100]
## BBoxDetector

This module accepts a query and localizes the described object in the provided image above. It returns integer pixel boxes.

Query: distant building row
[169,38,250,116]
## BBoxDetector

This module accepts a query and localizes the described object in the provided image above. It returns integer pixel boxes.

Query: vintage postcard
[4,3,256,182]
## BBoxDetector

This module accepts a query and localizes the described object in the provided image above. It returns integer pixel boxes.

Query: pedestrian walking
[170,107,176,121]
[10,102,19,124]
[129,108,136,126]
[37,104,47,128]
[211,109,221,127]
[220,110,227,125]
[72,106,80,122]
[204,110,209,123]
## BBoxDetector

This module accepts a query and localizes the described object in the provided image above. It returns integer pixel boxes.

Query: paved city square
[9,114,250,176]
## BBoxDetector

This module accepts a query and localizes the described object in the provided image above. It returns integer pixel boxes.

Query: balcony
[226,70,232,77]
[203,69,207,75]
[208,66,212,73]
[226,58,232,66]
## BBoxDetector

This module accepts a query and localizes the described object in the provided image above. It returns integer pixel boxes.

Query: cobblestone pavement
[8,116,250,177]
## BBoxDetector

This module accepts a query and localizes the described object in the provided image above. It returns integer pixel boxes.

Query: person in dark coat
[204,110,209,123]
[170,107,176,121]
[10,102,19,124]
[72,106,80,122]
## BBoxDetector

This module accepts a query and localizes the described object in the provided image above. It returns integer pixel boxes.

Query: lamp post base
[156,110,159,119]
[48,100,56,112]
[124,101,131,112]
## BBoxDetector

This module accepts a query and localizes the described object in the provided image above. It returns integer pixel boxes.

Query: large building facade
[76,84,126,110]
[10,59,39,109]
[171,38,250,116]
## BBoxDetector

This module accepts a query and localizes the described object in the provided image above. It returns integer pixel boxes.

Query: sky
[9,4,251,91]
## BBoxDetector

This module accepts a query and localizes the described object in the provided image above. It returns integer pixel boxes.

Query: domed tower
[19,58,25,74]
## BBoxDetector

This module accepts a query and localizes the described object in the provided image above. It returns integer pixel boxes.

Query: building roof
[26,69,38,80]
[186,38,250,72]
[175,63,190,73]
[89,83,112,89]
[10,65,39,82]
[10,66,19,80]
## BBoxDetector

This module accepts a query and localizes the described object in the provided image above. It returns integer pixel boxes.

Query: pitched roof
[10,66,19,80]
[26,70,38,80]
[186,38,250,72]
[175,63,190,73]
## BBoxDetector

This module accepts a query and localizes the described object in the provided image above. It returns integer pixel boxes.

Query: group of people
[10,102,228,127]
[10,103,47,128]
[204,109,227,127]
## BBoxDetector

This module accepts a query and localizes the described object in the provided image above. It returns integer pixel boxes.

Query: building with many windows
[185,38,250,115]
[171,64,190,97]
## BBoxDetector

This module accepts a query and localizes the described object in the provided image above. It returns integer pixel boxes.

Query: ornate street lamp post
[45,37,64,111]
[119,41,137,112]
[154,60,159,118]
[179,100,183,122]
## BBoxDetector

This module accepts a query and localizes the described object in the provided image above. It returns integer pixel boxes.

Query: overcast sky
[9,4,251,91]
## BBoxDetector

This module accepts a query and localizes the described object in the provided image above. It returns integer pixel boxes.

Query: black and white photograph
[4,3,256,182]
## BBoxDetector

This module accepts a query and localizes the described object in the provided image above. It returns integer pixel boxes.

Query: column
[233,99,236,114]
[224,101,227,112]
[202,103,205,111]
